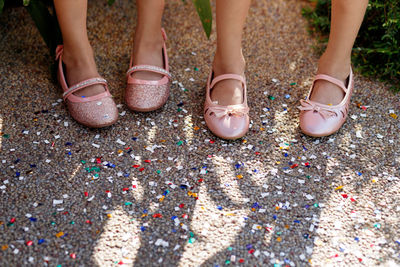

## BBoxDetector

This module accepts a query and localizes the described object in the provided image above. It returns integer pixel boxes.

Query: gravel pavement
[1,0,400,266]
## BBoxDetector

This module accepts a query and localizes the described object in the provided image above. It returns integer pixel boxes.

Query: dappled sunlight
[68,164,82,182]
[212,155,246,205]
[178,183,249,266]
[93,207,141,266]
[146,124,158,145]
[129,176,144,203]
[0,115,3,151]
[183,114,194,145]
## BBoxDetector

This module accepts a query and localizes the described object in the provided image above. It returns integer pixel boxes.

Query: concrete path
[1,0,399,266]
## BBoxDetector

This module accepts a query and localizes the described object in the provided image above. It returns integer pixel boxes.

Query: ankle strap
[126,65,171,78]
[63,78,108,101]
[210,73,246,89]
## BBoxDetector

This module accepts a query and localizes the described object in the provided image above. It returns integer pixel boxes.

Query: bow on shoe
[208,105,249,118]
[298,99,337,119]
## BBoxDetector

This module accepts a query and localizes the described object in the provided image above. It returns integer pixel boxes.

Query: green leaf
[107,0,115,6]
[0,0,4,13]
[23,0,30,6]
[192,0,212,39]
[25,0,62,57]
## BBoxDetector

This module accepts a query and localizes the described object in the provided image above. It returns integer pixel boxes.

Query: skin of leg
[310,0,369,105]
[54,0,104,97]
[211,0,251,106]
[131,0,165,81]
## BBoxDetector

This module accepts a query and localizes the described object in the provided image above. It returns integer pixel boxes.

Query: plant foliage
[302,0,400,91]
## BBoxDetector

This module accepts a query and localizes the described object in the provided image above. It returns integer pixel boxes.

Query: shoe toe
[299,111,342,137]
[68,97,118,128]
[206,114,249,140]
[126,83,170,112]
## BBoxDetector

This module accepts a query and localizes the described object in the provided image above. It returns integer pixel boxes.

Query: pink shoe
[55,45,118,128]
[204,72,250,140]
[298,68,354,137]
[125,29,171,112]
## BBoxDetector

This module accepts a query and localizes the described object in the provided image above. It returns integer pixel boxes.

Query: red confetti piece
[144,160,151,163]
[153,213,162,218]
[84,192,89,197]
[139,168,145,172]
[85,220,92,224]
[118,261,124,265]
[239,259,244,263]
[290,164,298,169]
[122,188,130,191]
[358,258,363,262]
[198,179,204,183]
[248,249,255,254]
[132,165,140,168]
[350,197,356,202]
[63,211,69,215]
[132,185,137,189]
[96,158,102,164]
[26,240,33,246]
[182,214,188,219]
[179,204,185,208]
[342,194,348,198]
[10,218,16,223]
[105,190,110,193]
[361,106,367,111]
[70,253,76,259]
[255,152,260,155]
[209,140,215,144]
[304,162,310,166]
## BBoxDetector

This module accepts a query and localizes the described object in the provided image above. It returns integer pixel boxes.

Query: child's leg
[310,0,368,105]
[211,0,251,106]
[131,0,165,81]
[53,0,104,97]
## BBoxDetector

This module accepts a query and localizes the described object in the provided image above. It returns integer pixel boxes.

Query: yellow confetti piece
[201,206,205,210]
[251,208,256,212]
[372,179,377,183]
[390,113,397,119]
[193,126,200,131]
[242,140,247,144]
[284,225,290,229]
[237,174,243,179]
[117,149,123,154]
[276,161,281,164]
[260,127,265,131]
[334,185,344,191]
[55,232,64,238]
[107,214,112,218]
[256,225,262,230]
[159,196,165,202]
[225,213,235,216]
[160,139,166,143]
[141,214,148,218]
[277,237,282,242]
[275,206,280,211]
[2,245,8,250]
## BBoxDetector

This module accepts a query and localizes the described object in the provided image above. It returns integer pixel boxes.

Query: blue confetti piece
[140,226,146,232]
[217,206,223,210]
[132,137,138,141]
[38,239,45,244]
[29,217,37,222]
[171,216,177,220]
[16,172,20,177]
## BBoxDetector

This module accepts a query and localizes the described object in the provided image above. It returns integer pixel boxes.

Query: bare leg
[54,0,104,97]
[131,0,165,81]
[211,0,251,106]
[310,0,368,105]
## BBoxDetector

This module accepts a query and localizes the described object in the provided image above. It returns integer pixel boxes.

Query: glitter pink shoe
[55,45,118,128]
[298,68,354,137]
[204,72,250,140]
[125,29,171,112]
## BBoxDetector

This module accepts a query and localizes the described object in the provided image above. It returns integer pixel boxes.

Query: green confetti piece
[374,223,381,229]
[290,82,297,86]
[268,95,275,100]
[70,221,75,225]
[313,203,319,208]
[227,247,233,251]
[81,160,86,164]
[51,221,56,225]
[177,141,183,146]
[177,108,182,112]
[276,231,282,236]
[188,237,196,244]
[125,202,133,206]
[225,260,230,265]
[194,67,199,71]
[2,134,9,138]
[156,170,161,174]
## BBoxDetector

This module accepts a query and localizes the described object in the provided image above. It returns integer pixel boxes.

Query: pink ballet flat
[55,45,118,128]
[298,68,354,137]
[125,29,171,112]
[204,72,250,140]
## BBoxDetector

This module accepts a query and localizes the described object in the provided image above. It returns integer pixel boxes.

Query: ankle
[62,45,97,73]
[213,52,246,76]
[133,28,164,50]
[317,52,351,81]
